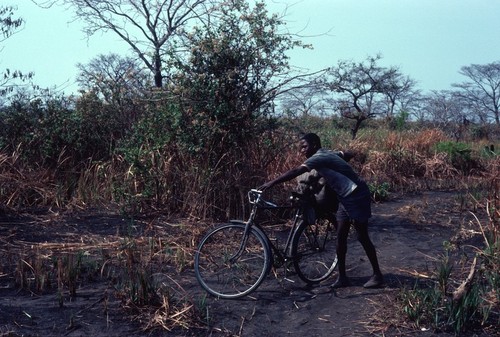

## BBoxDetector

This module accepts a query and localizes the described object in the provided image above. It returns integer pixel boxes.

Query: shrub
[434,141,480,174]
[369,181,390,202]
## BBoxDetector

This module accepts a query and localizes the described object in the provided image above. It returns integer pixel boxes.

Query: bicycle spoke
[293,219,338,284]
[194,223,270,299]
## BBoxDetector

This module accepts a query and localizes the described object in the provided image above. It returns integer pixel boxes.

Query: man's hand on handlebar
[258,181,273,191]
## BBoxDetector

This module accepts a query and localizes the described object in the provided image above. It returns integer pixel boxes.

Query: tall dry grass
[1,127,498,219]
[0,149,59,209]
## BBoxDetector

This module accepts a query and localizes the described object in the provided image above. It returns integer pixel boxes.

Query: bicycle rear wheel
[194,222,271,299]
[292,218,338,284]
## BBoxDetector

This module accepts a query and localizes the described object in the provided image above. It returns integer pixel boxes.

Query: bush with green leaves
[369,181,390,202]
[0,90,126,168]
[434,141,480,174]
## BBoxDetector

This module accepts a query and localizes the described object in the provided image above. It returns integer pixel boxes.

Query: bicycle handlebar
[248,189,278,207]
[248,189,310,208]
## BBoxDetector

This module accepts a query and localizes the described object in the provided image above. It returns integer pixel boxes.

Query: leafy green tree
[0,91,74,164]
[149,0,305,217]
[0,88,119,167]
[171,0,303,158]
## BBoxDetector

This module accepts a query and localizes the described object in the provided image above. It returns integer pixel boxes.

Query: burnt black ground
[0,191,493,336]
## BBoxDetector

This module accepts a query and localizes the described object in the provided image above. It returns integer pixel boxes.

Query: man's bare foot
[363,274,384,288]
[329,276,350,289]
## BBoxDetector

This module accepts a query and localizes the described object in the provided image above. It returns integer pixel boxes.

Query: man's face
[299,139,317,158]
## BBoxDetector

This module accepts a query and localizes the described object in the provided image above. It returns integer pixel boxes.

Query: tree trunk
[154,51,162,88]
[351,116,365,140]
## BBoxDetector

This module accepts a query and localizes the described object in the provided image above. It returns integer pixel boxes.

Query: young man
[259,133,383,288]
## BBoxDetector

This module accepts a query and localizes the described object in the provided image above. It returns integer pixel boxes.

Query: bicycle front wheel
[194,222,271,299]
[292,218,338,284]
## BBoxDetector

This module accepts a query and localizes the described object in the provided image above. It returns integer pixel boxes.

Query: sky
[2,0,500,95]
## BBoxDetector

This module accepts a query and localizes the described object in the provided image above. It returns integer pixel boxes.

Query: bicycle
[194,189,338,299]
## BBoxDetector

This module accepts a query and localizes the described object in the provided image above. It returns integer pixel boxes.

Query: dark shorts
[336,182,372,223]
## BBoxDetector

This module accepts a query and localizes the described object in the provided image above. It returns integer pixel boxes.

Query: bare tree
[422,90,472,140]
[277,69,331,117]
[383,74,418,121]
[76,53,149,123]
[77,53,148,104]
[323,54,403,139]
[453,61,500,125]
[48,0,219,88]
[407,93,428,123]
[280,85,328,116]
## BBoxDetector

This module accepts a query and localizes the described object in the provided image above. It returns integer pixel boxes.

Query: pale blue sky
[2,0,500,95]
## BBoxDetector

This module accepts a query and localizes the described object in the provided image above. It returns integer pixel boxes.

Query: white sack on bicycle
[296,169,339,213]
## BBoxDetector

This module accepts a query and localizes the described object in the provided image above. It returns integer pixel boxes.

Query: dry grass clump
[385,129,449,155]
[485,156,500,182]
[73,159,118,206]
[0,151,58,209]
[351,128,496,192]
[133,279,203,333]
[422,152,459,179]
[0,216,207,334]
[361,150,425,189]
[0,150,117,210]
[0,127,493,220]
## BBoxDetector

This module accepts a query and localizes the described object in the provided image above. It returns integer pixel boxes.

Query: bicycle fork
[228,221,253,264]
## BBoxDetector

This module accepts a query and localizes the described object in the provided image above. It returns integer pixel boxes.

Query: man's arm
[259,165,309,191]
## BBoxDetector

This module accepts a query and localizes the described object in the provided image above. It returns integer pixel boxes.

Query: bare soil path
[0,191,491,336]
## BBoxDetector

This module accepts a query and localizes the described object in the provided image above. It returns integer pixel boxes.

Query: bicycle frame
[230,189,313,270]
[194,188,339,298]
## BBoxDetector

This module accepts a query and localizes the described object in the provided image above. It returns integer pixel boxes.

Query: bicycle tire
[292,217,338,284]
[194,222,271,299]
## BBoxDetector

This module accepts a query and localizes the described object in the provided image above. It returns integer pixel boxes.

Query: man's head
[299,133,321,158]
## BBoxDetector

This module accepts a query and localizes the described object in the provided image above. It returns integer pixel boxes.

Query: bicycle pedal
[273,257,284,268]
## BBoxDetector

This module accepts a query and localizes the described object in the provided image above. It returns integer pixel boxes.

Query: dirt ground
[0,190,495,336]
